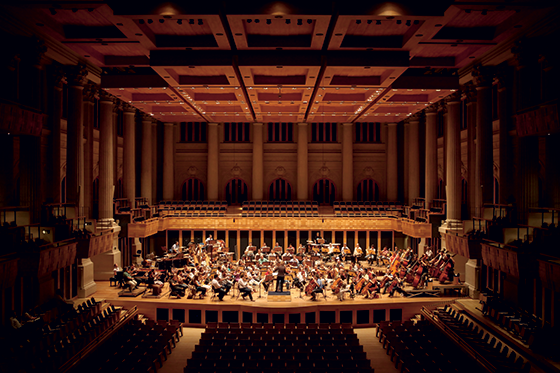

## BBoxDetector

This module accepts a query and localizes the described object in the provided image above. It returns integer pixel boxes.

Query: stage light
[297,19,302,25]
[177,19,182,25]
[356,20,361,24]
[396,20,401,25]
[189,19,194,25]
[266,19,271,24]
[307,19,313,24]
[159,19,164,23]
[286,19,291,24]
[148,19,153,24]
[406,20,411,26]
[367,20,372,24]
[247,19,252,23]
[198,19,203,25]
[376,20,381,25]
[254,19,260,23]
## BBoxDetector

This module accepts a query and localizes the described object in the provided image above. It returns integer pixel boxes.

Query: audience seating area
[432,305,531,373]
[377,319,481,373]
[185,322,374,373]
[158,201,227,217]
[333,201,402,217]
[242,201,319,217]
[482,296,539,346]
[74,318,183,373]
[3,298,121,373]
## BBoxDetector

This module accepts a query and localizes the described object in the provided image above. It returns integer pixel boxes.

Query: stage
[90,280,463,328]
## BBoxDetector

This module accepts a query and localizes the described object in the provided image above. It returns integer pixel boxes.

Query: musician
[257,254,269,266]
[366,244,377,265]
[310,274,324,301]
[244,242,255,258]
[169,241,179,254]
[293,269,306,291]
[388,278,408,298]
[211,274,227,301]
[218,269,233,295]
[353,243,363,263]
[205,234,214,244]
[262,268,274,291]
[273,261,288,292]
[341,243,351,261]
[238,275,255,301]
[366,278,381,299]
[425,246,433,259]
[315,232,323,244]
[192,274,208,297]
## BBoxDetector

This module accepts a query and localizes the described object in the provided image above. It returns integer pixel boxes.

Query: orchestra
[119,239,453,303]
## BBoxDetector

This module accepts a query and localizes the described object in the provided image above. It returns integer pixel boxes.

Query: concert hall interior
[1,0,559,372]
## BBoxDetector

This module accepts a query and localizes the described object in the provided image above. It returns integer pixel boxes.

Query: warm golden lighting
[369,2,410,16]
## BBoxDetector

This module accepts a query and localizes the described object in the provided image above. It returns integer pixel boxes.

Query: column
[403,121,410,204]
[65,64,87,209]
[50,68,64,204]
[408,116,420,206]
[152,120,158,204]
[446,92,462,224]
[252,122,264,200]
[123,104,136,205]
[473,65,495,217]
[342,123,353,201]
[207,123,219,200]
[297,123,309,200]
[386,123,398,201]
[162,122,175,200]
[83,84,96,218]
[465,85,477,219]
[141,115,153,204]
[98,90,115,228]
[496,70,513,204]
[425,106,438,207]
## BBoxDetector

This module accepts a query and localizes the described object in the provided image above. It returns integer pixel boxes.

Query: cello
[331,277,343,294]
[305,278,317,296]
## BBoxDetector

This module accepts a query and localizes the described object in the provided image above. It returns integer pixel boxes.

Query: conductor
[274,261,287,292]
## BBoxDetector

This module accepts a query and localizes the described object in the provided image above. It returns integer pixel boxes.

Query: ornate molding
[319,164,330,177]
[98,89,114,103]
[274,166,287,177]
[121,102,135,113]
[231,165,242,177]
[462,83,477,104]
[472,65,494,88]
[83,83,98,103]
[65,63,88,87]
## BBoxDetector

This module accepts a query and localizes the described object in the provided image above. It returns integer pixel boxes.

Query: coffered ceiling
[5,0,554,123]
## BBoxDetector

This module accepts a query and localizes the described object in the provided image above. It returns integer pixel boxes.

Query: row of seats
[435,306,530,373]
[482,297,538,345]
[75,318,182,373]
[158,201,228,217]
[333,201,403,217]
[159,200,228,209]
[377,319,481,373]
[242,201,319,217]
[185,322,373,373]
[7,299,120,373]
[206,322,352,330]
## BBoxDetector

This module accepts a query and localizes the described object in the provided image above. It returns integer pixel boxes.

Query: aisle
[158,327,204,373]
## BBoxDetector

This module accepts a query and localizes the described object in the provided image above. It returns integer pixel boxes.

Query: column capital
[472,65,494,88]
[112,100,122,114]
[297,122,308,127]
[122,103,136,114]
[51,65,66,90]
[387,122,398,127]
[425,105,438,115]
[207,122,219,126]
[444,91,461,105]
[23,37,47,68]
[83,83,98,103]
[139,112,153,122]
[342,122,353,126]
[163,122,175,126]
[252,122,264,126]
[493,66,511,91]
[151,118,158,126]
[65,63,88,87]
[461,83,477,104]
[511,39,535,70]
[438,99,448,114]
[99,89,115,103]
[409,113,422,123]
